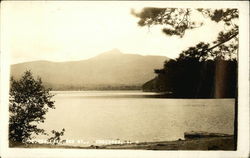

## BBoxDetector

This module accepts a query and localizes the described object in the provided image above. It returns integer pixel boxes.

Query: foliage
[47,128,66,145]
[9,70,55,143]
[132,8,238,36]
[132,8,239,60]
[133,7,238,97]
[197,8,238,24]
[143,45,237,98]
[178,42,210,61]
[132,8,202,37]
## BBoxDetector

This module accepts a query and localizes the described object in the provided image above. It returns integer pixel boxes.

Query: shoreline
[10,132,235,150]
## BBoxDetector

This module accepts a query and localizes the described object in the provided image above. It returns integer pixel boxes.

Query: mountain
[11,49,169,90]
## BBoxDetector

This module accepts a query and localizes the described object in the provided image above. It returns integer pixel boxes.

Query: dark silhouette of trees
[133,8,238,98]
[143,47,237,98]
[134,7,238,149]
[9,70,64,144]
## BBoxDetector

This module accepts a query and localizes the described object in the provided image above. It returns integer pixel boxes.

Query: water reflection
[52,91,171,99]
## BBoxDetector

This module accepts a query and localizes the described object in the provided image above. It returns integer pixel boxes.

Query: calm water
[37,91,235,146]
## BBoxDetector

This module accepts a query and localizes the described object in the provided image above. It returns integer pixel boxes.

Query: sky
[1,1,226,64]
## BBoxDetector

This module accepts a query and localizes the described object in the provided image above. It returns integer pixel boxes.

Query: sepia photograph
[0,1,249,158]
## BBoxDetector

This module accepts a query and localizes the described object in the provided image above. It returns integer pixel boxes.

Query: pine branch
[206,32,238,52]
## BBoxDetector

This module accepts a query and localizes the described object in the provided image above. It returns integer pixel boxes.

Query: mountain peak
[11,51,168,90]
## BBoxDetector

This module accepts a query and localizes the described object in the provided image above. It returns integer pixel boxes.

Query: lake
[37,91,235,147]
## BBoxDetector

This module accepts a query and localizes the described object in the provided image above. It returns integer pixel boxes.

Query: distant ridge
[11,49,169,90]
[99,48,123,55]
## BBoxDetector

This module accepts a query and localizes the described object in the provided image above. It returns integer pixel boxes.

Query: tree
[132,8,238,60]
[48,128,66,145]
[133,8,239,96]
[142,40,237,98]
[133,7,238,98]
[9,70,55,143]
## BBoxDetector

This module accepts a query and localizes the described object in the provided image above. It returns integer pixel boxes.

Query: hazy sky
[2,1,226,64]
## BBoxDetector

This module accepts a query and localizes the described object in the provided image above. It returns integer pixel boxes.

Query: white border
[1,1,249,158]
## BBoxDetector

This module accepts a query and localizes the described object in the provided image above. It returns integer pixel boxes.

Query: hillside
[11,49,169,90]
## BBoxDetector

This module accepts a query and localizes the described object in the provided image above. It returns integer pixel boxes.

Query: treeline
[143,43,237,98]
[133,8,238,98]
[44,83,142,91]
